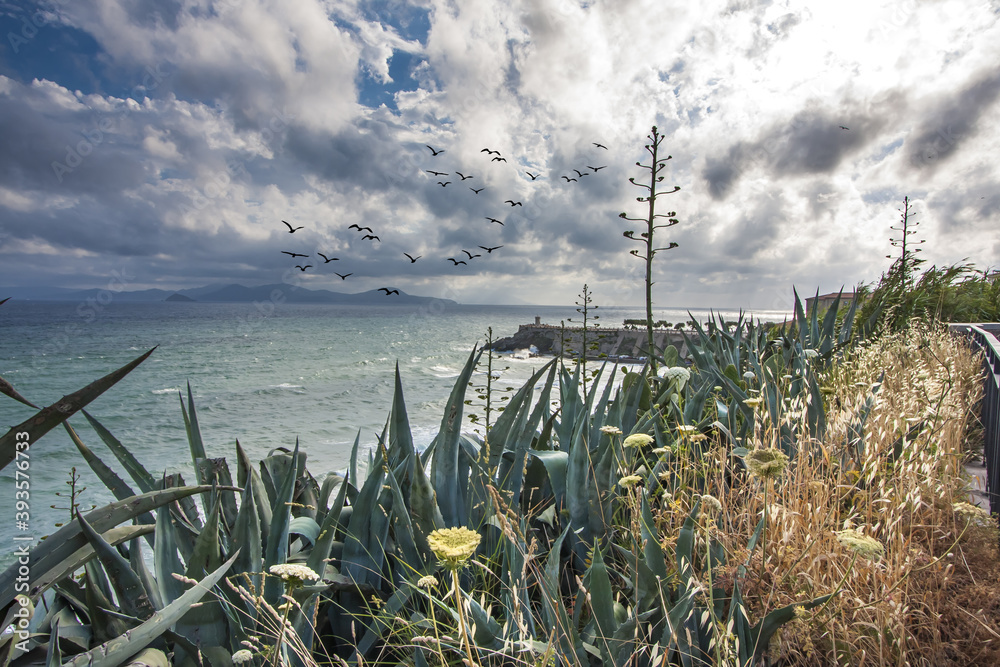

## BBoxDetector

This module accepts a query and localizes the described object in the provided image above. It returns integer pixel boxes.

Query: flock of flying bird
[276,140,609,294]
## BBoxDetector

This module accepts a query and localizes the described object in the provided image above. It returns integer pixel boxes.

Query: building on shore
[805,291,856,317]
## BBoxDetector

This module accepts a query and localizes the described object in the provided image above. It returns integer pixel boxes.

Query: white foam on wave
[151,387,182,395]
[428,365,459,378]
[272,383,305,390]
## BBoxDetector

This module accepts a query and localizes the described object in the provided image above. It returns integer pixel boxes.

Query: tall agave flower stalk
[620,125,681,375]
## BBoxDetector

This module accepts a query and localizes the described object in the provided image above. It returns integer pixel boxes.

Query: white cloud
[0,0,997,304]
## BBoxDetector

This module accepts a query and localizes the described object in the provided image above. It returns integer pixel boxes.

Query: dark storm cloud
[904,67,1000,172]
[701,102,886,200]
[0,83,149,195]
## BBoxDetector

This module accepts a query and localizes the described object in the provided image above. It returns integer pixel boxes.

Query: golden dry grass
[655,324,995,666]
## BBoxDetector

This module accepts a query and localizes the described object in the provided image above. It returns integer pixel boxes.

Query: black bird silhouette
[562,176,577,182]
[526,172,539,180]
[349,224,374,233]
[462,249,481,259]
[281,251,309,258]
[470,187,485,194]
[426,145,445,156]
[480,148,500,155]
[447,258,468,265]
[593,142,608,149]
[282,220,304,233]
[334,272,353,280]
[587,165,607,172]
[505,200,522,206]
[317,253,338,263]
[295,265,312,271]
[378,287,400,295]
[437,181,451,187]
[492,156,507,162]
[403,252,421,263]
[426,170,448,176]
[573,169,585,177]
[478,245,503,253]
[455,172,473,180]
[362,234,381,241]
[485,217,504,225]
[839,126,849,130]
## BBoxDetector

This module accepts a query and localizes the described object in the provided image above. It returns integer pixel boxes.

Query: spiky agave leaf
[61,553,239,667]
[0,485,211,612]
[0,347,157,472]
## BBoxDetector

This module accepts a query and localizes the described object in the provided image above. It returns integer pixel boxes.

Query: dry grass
[656,324,996,666]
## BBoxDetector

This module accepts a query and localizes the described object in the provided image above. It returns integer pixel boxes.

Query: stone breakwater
[489,323,691,361]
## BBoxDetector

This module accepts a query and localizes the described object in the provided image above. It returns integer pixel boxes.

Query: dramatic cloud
[0,0,997,308]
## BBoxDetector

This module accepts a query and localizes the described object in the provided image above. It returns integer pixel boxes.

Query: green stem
[450,569,476,665]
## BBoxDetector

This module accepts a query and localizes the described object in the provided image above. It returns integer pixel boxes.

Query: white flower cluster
[658,366,691,387]
[269,563,320,584]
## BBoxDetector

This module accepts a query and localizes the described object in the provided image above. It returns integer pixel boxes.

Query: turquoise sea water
[0,299,789,565]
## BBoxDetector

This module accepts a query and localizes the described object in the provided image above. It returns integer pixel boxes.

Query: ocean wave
[151,387,182,395]
[254,383,307,395]
[428,365,459,378]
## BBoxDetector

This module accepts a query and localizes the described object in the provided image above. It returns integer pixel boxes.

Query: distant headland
[0,283,457,306]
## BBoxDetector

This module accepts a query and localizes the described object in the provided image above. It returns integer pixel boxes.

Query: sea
[0,300,790,566]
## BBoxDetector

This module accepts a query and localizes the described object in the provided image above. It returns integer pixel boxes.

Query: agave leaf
[0,486,210,612]
[408,442,445,544]
[0,347,156,472]
[467,596,503,649]
[288,517,321,546]
[528,449,568,503]
[541,524,589,663]
[307,471,351,576]
[0,374,38,408]
[342,467,392,588]
[184,497,222,579]
[44,614,62,667]
[348,430,361,488]
[154,503,186,607]
[640,492,667,580]
[123,648,170,667]
[489,358,557,469]
[75,514,156,621]
[750,593,835,660]
[317,472,344,523]
[128,538,162,611]
[62,553,239,667]
[196,458,239,530]
[387,363,415,472]
[230,479,262,596]
[677,498,701,584]
[565,421,593,564]
[585,544,619,661]
[263,440,302,604]
[430,346,480,527]
[179,382,207,485]
[380,465,425,571]
[236,440,270,543]
[4,525,154,623]
[83,563,131,643]
[81,411,156,494]
[64,423,155,534]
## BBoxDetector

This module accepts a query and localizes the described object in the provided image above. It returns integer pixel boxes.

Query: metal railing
[950,324,1000,514]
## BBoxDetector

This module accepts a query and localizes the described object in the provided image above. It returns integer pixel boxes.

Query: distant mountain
[0,283,458,306]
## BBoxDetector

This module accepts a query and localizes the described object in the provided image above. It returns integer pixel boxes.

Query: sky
[0,0,997,310]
